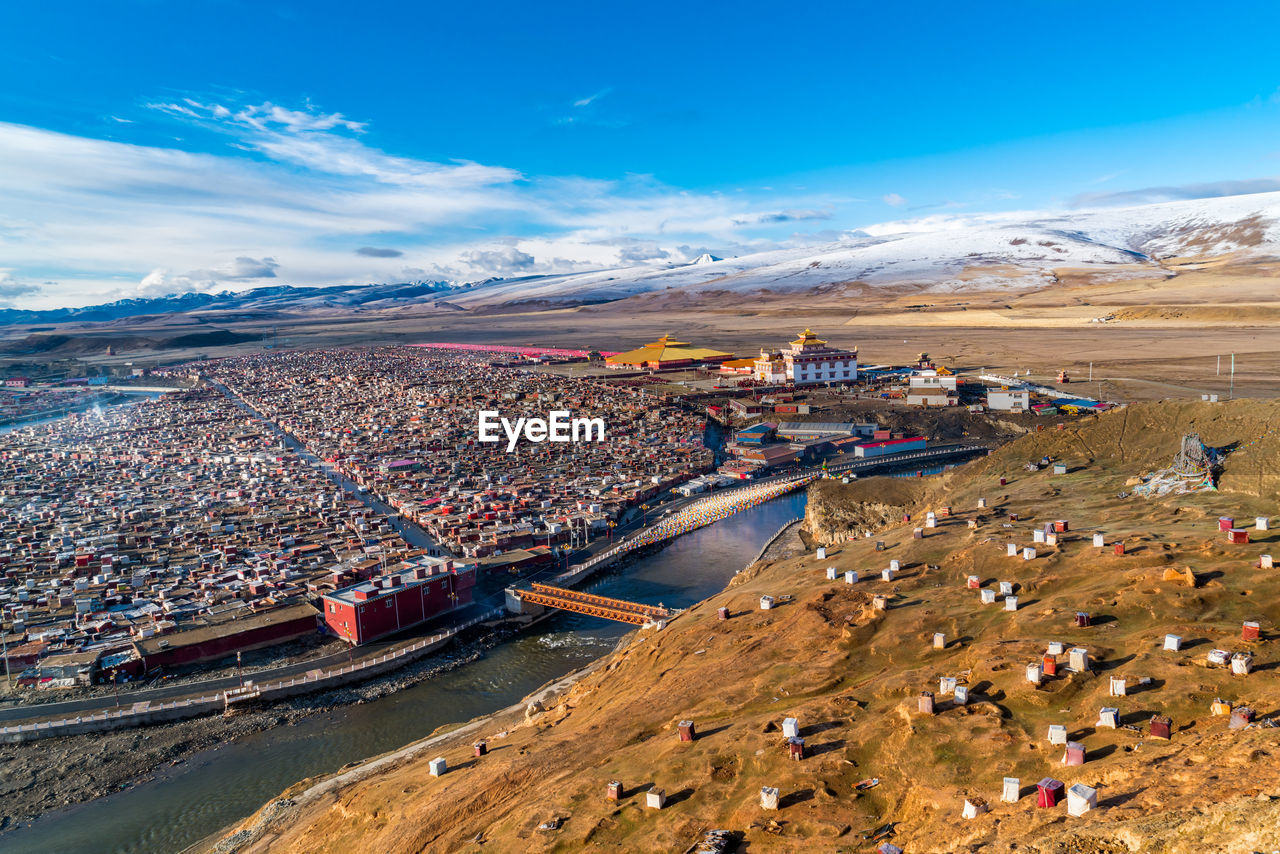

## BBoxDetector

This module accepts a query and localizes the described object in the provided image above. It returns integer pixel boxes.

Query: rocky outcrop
[802,476,926,546]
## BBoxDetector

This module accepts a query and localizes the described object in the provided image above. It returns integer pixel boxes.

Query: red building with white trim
[321,556,477,645]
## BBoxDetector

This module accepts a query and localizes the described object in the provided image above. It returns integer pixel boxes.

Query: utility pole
[1217,355,1221,376]
[1,632,10,691]
[1230,353,1236,400]
[1088,362,1093,382]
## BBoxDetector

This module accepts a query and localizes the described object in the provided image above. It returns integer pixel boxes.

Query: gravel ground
[0,622,520,834]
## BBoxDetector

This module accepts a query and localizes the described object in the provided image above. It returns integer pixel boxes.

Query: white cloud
[1070,178,1280,208]
[0,98,847,309]
[881,193,907,207]
[732,208,831,226]
[136,256,278,297]
[573,87,613,108]
[0,271,42,306]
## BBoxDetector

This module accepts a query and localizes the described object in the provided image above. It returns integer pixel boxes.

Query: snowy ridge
[451,191,1280,307]
[4,191,1278,326]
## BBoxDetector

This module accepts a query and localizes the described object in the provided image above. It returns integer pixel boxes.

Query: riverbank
[0,620,522,833]
[0,490,808,854]
[197,653,613,854]
[197,515,813,854]
[182,399,1280,854]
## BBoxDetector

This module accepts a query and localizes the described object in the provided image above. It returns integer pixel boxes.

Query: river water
[1,490,808,854]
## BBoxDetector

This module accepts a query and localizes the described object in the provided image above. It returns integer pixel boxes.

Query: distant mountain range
[0,281,457,326]
[5,191,1278,326]
[444,191,1280,309]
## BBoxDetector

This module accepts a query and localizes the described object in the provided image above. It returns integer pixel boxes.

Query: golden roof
[790,328,827,348]
[605,333,732,366]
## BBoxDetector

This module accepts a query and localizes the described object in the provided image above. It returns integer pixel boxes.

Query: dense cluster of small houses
[197,347,713,559]
[0,388,424,686]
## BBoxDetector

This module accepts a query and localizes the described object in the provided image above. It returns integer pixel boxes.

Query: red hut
[1036,778,1064,807]
[1149,714,1172,739]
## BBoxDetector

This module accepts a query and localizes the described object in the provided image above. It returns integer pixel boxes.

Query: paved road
[0,604,491,725]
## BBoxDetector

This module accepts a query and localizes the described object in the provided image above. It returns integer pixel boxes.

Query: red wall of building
[323,568,477,645]
[140,612,320,671]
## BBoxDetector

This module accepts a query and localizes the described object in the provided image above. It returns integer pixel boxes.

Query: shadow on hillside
[1094,653,1136,672]
[1088,743,1118,761]
[665,787,695,806]
[808,739,846,757]
[779,788,814,808]
[1130,678,1165,694]
[1098,786,1146,808]
[801,720,841,737]
[968,682,1012,717]
[1119,710,1154,727]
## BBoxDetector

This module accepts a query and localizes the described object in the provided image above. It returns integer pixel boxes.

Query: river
[0,490,808,854]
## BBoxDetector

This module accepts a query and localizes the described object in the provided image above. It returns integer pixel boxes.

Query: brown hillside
[210,399,1280,854]
[959,398,1280,497]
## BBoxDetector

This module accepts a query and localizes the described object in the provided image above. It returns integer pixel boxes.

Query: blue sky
[3,0,1280,308]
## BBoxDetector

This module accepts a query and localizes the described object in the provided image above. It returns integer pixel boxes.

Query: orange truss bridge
[516,582,671,625]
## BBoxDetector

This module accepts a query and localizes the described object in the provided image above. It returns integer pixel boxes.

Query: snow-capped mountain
[0,281,456,326]
[4,191,1277,326]
[447,191,1280,309]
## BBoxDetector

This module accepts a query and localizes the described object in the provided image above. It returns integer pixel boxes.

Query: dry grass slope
[213,399,1280,854]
